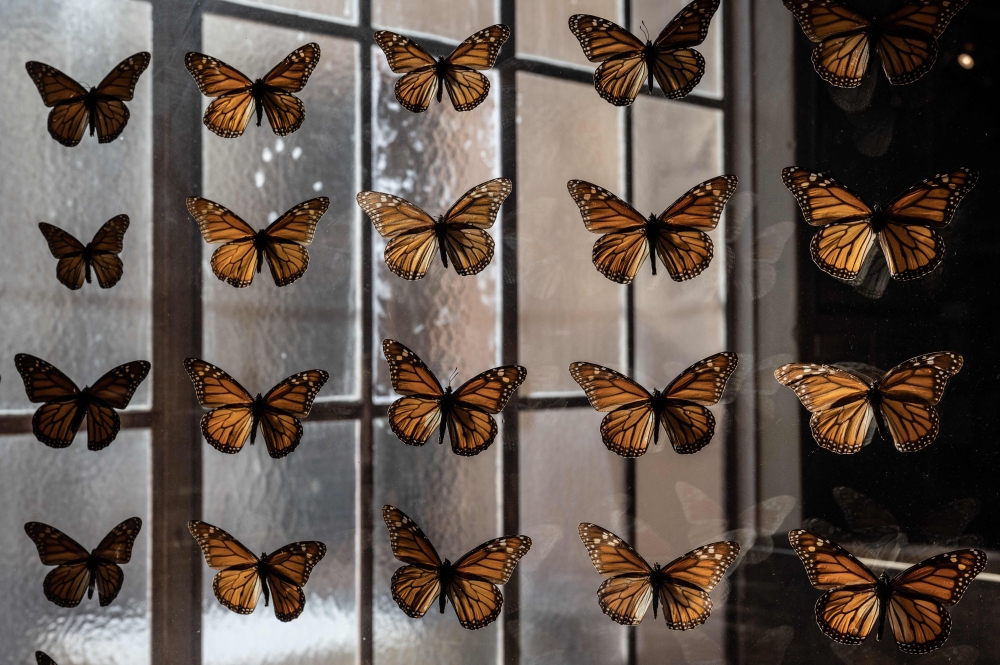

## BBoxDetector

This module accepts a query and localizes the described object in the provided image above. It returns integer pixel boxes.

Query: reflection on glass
[373,0,498,42]
[517,0,620,66]
[632,0,723,98]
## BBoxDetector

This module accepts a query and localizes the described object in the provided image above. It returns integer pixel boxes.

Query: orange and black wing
[259,369,329,459]
[357,191,438,280]
[876,0,970,85]
[184,52,254,138]
[447,365,527,456]
[256,43,320,136]
[189,520,263,615]
[649,0,720,98]
[877,352,963,452]
[374,32,439,113]
[439,25,510,112]
[24,521,91,607]
[570,362,654,457]
[448,534,531,629]
[383,340,445,447]
[383,505,444,617]
[91,52,150,143]
[568,15,646,106]
[578,523,654,625]
[661,352,739,454]
[88,214,130,288]
[655,0,721,49]
[85,360,151,451]
[655,175,737,282]
[184,358,255,454]
[567,180,649,284]
[440,178,511,276]
[25,61,89,146]
[261,197,329,286]
[782,0,873,88]
[262,540,327,621]
[15,354,83,448]
[91,517,142,606]
[775,363,874,454]
[659,540,740,629]
[187,197,259,287]
[37,223,86,289]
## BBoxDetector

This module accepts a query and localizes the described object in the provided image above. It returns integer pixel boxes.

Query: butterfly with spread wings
[784,0,970,88]
[14,354,150,451]
[185,43,319,138]
[375,25,509,113]
[568,176,737,284]
[358,179,510,280]
[569,0,720,105]
[776,352,963,454]
[24,517,142,608]
[570,353,738,458]
[189,520,326,622]
[25,52,150,147]
[383,339,526,456]
[383,505,530,629]
[184,358,328,459]
[789,529,986,653]
[38,215,129,290]
[188,196,329,287]
[783,167,977,282]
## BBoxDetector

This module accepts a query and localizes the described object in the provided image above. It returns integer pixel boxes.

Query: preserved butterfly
[185,43,320,138]
[25,52,150,146]
[788,529,986,653]
[579,523,739,628]
[783,0,971,88]
[383,505,531,629]
[14,354,150,451]
[570,353,738,457]
[358,179,511,280]
[775,352,963,454]
[569,0,720,105]
[783,167,977,281]
[189,520,326,622]
[24,517,142,608]
[187,196,329,287]
[38,215,129,290]
[383,339,526,456]
[375,25,509,113]
[568,176,737,284]
[184,358,328,459]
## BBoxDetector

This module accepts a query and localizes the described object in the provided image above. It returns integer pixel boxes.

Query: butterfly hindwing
[658,540,740,629]
[261,197,329,286]
[262,541,327,621]
[260,369,329,458]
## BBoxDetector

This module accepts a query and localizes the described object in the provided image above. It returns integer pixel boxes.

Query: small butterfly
[25,52,150,146]
[14,354,150,451]
[383,505,531,629]
[569,0,720,105]
[38,215,129,290]
[382,339,526,456]
[24,517,142,608]
[184,358,328,459]
[375,25,509,113]
[358,179,511,280]
[189,520,326,622]
[185,43,320,138]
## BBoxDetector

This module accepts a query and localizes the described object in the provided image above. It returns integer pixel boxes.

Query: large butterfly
[375,25,509,113]
[189,520,326,622]
[570,353,738,457]
[383,505,531,629]
[358,179,511,280]
[185,43,320,138]
[383,339,526,456]
[187,196,329,287]
[25,52,150,147]
[789,529,986,653]
[783,167,977,282]
[569,0,720,105]
[579,523,739,628]
[14,354,150,451]
[776,352,962,454]
[184,358,328,459]
[568,176,737,284]
[783,0,971,88]
[24,517,142,608]
[38,215,129,290]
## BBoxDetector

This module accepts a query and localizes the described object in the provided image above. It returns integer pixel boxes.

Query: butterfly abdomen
[251,80,266,127]
[650,389,666,446]
[438,560,454,613]
[259,559,271,607]
[646,214,659,275]
[643,42,656,94]
[250,394,265,445]
[438,389,454,445]
[434,60,448,104]
[435,218,449,268]
[86,88,98,137]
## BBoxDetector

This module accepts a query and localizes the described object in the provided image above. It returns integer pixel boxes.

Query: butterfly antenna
[640,21,650,42]
[448,367,459,387]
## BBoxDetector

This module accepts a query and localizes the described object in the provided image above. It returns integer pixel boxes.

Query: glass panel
[253,0,355,22]
[0,0,152,410]
[631,0,723,98]
[0,430,151,665]
[517,0,620,66]
[372,0,498,42]
[201,17,359,398]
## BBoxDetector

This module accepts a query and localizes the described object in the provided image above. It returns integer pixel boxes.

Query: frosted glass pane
[202,17,359,397]
[202,420,357,665]
[0,431,150,665]
[373,0,498,42]
[373,419,500,664]
[632,0,723,98]
[256,0,355,21]
[517,73,624,394]
[0,0,152,410]
[372,50,501,400]
[517,0,620,66]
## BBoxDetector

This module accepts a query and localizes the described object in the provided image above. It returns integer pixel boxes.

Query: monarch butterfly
[783,0,971,88]
[383,505,531,629]
[775,352,963,454]
[568,176,737,284]
[14,354,150,451]
[358,179,511,280]
[38,215,129,290]
[187,196,329,287]
[25,52,150,146]
[783,167,977,282]
[569,0,720,105]
[383,339,526,456]
[375,25,509,113]
[579,523,739,628]
[184,358,328,459]
[185,43,320,138]
[24,517,142,608]
[570,353,738,457]
[789,529,986,653]
[189,520,326,622]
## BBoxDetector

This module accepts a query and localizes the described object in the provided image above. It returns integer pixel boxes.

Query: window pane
[372,0,498,42]
[517,0,620,66]
[631,0,723,98]
[253,0,356,22]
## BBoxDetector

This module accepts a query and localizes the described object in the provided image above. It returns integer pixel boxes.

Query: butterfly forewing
[38,223,87,289]
[775,363,875,453]
[782,168,872,225]
[789,530,878,590]
[655,0,721,49]
[660,175,737,231]
[184,359,253,407]
[374,32,436,72]
[88,361,151,410]
[383,506,443,569]
[36,653,56,665]
[877,352,961,452]
[666,353,738,405]
[579,523,652,577]
[567,180,647,233]
[383,340,444,398]
[877,0,969,85]
[448,25,510,69]
[262,43,320,92]
[569,15,644,61]
[24,522,89,565]
[15,354,80,402]
[189,521,263,615]
[662,541,740,593]
[263,541,327,621]
[454,536,532,585]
